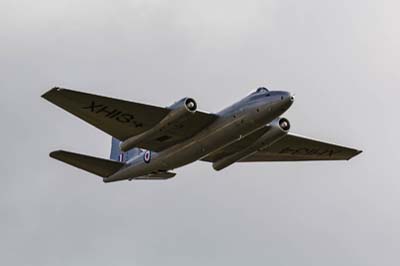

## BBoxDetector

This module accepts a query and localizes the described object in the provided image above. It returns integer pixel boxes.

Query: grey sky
[1,0,399,265]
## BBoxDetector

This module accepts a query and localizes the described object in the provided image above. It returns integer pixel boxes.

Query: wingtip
[347,149,363,161]
[49,150,65,159]
[41,87,64,99]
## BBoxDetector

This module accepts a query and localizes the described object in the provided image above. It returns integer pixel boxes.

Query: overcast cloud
[0,0,399,265]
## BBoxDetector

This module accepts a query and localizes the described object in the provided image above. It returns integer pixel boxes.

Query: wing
[42,87,217,151]
[242,134,362,161]
[203,133,362,163]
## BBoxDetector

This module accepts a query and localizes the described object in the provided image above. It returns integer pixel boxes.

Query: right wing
[241,134,362,162]
[42,87,217,151]
[203,132,361,163]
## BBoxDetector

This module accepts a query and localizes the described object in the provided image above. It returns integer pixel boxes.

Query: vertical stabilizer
[110,138,142,162]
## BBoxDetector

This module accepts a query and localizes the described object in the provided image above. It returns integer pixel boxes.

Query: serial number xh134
[42,87,361,182]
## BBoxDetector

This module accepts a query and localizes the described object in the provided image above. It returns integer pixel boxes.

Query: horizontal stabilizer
[50,150,124,178]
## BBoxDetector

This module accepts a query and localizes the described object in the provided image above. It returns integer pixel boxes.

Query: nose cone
[272,91,294,113]
[279,91,294,105]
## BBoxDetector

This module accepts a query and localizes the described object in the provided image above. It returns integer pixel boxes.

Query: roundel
[143,150,152,163]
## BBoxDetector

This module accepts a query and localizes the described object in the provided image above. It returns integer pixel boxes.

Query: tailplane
[50,150,124,178]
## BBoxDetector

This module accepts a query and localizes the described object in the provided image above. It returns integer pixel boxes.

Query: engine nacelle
[169,97,197,113]
[160,97,197,128]
[256,117,290,147]
[212,117,290,171]
[120,97,197,152]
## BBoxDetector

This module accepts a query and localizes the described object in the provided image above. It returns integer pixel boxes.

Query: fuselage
[105,89,294,182]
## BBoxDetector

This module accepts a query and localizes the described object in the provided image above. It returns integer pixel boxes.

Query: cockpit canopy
[256,87,269,93]
[248,87,270,97]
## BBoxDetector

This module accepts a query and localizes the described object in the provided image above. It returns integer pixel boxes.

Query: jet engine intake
[278,117,290,131]
[165,97,197,123]
[183,98,197,112]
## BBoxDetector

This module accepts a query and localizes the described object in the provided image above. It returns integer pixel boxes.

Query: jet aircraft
[42,87,361,182]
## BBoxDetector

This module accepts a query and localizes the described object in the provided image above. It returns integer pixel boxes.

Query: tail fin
[110,137,142,162]
[50,150,124,178]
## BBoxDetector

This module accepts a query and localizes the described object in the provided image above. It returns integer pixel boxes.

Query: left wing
[42,87,217,151]
[203,133,362,163]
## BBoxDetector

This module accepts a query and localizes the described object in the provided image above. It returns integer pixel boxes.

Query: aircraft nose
[278,91,294,102]
[276,91,294,110]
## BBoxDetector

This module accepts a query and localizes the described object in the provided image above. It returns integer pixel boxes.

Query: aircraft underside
[43,87,361,182]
